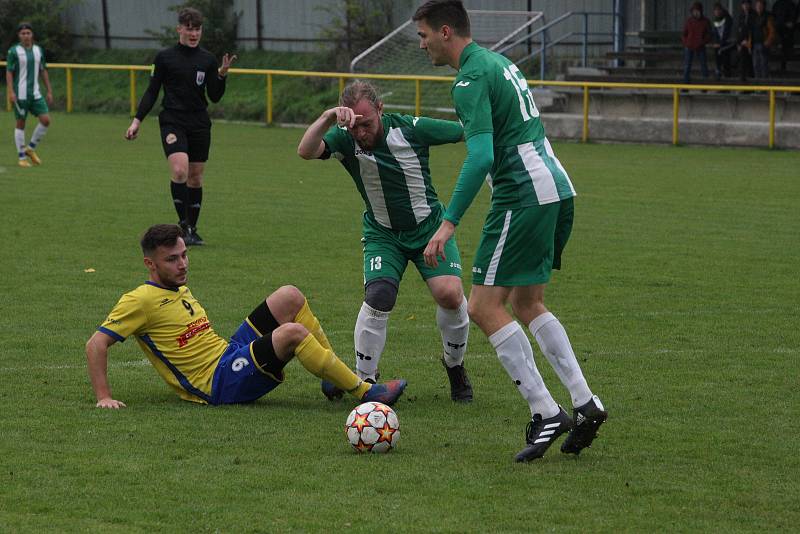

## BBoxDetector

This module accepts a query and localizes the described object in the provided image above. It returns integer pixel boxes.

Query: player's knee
[39,116,50,127]
[187,174,203,188]
[364,278,398,312]
[274,322,309,349]
[275,284,305,310]
[266,285,305,322]
[433,286,464,310]
[171,166,188,182]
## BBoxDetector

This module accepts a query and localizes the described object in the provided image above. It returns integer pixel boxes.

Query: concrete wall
[540,90,800,148]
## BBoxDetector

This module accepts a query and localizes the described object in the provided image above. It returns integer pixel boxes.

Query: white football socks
[489,321,559,418]
[437,296,469,367]
[29,124,48,148]
[15,128,26,158]
[529,312,593,408]
[354,302,389,381]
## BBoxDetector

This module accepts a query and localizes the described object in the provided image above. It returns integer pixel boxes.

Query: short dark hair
[340,79,382,109]
[17,22,33,33]
[141,224,184,256]
[178,7,203,28]
[413,0,471,38]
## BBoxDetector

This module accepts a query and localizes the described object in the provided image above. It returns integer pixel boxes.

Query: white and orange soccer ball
[345,401,400,453]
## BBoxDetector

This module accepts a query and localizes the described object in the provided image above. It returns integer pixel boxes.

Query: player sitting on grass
[5,22,53,168]
[85,224,406,408]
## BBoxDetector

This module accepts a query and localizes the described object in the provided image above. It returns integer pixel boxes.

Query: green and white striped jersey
[6,43,46,101]
[450,42,575,213]
[323,113,463,231]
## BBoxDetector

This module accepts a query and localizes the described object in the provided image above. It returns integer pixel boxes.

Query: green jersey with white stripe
[6,43,47,101]
[449,42,575,216]
[323,113,463,231]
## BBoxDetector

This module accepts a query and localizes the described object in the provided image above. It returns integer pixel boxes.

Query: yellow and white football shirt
[98,281,229,403]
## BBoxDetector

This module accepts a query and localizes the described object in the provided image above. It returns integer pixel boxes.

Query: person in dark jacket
[124,8,237,246]
[711,2,735,78]
[772,0,797,72]
[682,2,712,83]
[751,0,776,78]
[735,0,756,80]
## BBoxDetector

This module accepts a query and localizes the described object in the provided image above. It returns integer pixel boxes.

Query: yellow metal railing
[3,62,800,148]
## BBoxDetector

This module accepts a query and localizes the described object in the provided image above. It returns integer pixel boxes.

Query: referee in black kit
[125,7,237,246]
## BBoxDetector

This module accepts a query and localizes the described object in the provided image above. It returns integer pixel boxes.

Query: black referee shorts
[158,109,211,162]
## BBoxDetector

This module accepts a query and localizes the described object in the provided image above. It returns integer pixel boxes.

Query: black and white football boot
[561,395,608,455]
[441,358,473,403]
[514,406,574,463]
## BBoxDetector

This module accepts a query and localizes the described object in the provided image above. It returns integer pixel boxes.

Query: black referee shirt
[135,43,226,122]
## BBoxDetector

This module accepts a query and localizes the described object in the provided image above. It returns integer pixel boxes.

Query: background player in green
[297,80,473,403]
[125,8,237,246]
[5,22,53,168]
[414,0,607,462]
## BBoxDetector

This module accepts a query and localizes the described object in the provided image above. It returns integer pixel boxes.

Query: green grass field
[1,113,798,532]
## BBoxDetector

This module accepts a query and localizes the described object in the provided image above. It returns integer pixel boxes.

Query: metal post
[129,69,136,116]
[101,0,111,50]
[415,79,421,116]
[672,87,679,145]
[266,73,273,124]
[256,0,264,50]
[540,37,547,80]
[527,0,533,56]
[613,0,624,68]
[582,85,589,142]
[582,13,588,68]
[769,90,776,148]
[339,76,345,95]
[66,68,73,113]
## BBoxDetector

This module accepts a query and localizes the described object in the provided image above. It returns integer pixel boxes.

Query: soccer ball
[345,401,400,453]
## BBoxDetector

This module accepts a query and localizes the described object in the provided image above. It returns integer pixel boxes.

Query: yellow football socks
[294,299,333,351]
[294,334,370,398]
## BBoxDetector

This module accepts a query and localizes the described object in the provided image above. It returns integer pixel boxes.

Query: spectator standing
[682,2,712,84]
[712,2,736,78]
[752,0,777,78]
[772,0,797,72]
[736,0,756,80]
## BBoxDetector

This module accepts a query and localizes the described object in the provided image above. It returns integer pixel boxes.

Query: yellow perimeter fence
[3,62,800,148]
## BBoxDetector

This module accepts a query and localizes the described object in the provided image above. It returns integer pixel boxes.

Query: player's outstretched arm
[297,107,361,159]
[86,331,126,408]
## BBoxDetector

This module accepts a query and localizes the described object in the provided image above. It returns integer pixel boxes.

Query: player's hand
[125,119,140,140]
[219,53,238,76]
[96,398,126,409]
[9,92,17,104]
[423,220,455,268]
[46,90,53,105]
[330,106,362,128]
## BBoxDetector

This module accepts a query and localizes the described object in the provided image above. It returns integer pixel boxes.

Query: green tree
[0,0,82,61]
[146,0,241,59]
[317,0,410,71]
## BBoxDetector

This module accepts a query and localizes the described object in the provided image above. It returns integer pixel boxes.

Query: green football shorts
[361,208,463,284]
[13,97,49,120]
[471,197,574,287]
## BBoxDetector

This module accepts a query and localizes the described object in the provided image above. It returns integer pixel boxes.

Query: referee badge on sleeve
[196,71,205,85]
